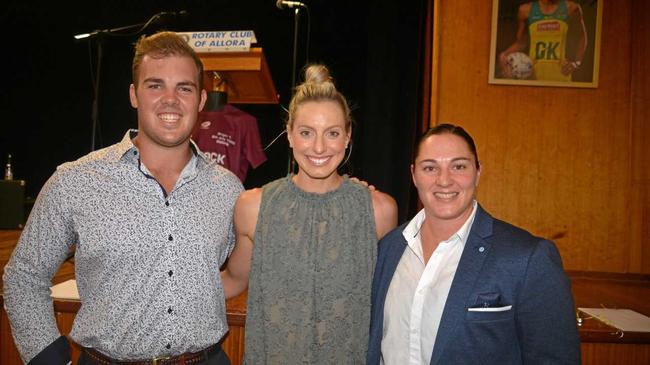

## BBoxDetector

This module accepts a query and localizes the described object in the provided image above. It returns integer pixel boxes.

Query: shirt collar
[111,129,207,164]
[402,200,478,249]
[112,130,208,189]
[110,129,138,163]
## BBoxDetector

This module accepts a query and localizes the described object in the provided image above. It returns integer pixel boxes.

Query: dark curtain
[0,0,429,222]
[356,0,430,222]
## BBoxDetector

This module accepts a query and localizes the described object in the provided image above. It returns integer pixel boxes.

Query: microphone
[73,10,190,40]
[153,10,189,25]
[276,0,306,9]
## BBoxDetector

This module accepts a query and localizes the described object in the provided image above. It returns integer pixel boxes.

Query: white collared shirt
[381,202,477,365]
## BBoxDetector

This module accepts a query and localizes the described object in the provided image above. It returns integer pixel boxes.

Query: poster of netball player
[489,0,602,87]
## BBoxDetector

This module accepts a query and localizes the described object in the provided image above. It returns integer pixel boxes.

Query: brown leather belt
[83,344,220,365]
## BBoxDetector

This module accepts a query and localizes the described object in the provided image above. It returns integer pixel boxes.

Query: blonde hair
[286,64,352,131]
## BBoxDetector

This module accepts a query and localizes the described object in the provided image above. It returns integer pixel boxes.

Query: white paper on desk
[579,308,650,332]
[50,279,80,300]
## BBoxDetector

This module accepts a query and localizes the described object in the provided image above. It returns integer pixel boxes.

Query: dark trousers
[77,346,231,365]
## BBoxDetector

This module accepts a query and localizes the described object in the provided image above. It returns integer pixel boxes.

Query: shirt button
[165,201,170,206]
[168,270,173,277]
[166,343,171,349]
[168,307,173,314]
[168,235,173,241]
[133,150,138,155]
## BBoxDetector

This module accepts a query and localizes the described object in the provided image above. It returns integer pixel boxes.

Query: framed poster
[488,0,603,88]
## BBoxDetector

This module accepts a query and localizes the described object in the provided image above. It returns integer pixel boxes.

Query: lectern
[198,48,279,104]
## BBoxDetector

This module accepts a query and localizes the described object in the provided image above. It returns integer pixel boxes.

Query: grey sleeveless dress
[244,175,377,364]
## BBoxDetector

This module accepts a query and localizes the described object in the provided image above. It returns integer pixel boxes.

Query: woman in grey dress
[221,64,397,364]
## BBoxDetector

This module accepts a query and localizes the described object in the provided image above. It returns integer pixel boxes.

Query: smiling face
[129,54,206,151]
[412,133,480,227]
[288,100,351,192]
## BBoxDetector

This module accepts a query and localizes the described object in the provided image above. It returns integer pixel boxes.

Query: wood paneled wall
[628,0,650,275]
[430,0,649,273]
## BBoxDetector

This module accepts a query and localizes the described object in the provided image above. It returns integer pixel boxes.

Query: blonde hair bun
[304,64,332,84]
[286,63,351,130]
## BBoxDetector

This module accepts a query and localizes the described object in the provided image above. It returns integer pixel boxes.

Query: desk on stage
[2,230,650,364]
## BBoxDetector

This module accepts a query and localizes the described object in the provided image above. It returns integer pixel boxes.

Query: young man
[3,32,242,365]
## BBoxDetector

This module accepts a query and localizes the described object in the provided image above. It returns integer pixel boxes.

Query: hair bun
[304,64,332,84]
[286,63,351,130]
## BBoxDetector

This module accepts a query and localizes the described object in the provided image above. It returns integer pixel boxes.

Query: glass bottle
[4,154,13,180]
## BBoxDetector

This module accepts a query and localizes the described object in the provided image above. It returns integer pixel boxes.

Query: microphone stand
[90,38,103,152]
[287,6,304,174]
[74,15,165,151]
[291,8,301,91]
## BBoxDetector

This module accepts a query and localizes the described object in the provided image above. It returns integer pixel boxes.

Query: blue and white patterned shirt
[3,130,243,362]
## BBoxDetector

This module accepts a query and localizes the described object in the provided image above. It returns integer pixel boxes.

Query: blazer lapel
[429,205,494,365]
[369,227,408,363]
[377,230,408,311]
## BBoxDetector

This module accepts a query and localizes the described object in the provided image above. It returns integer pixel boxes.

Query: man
[367,124,580,364]
[499,0,588,81]
[3,32,242,364]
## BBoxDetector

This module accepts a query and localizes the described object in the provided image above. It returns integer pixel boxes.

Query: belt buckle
[151,355,171,365]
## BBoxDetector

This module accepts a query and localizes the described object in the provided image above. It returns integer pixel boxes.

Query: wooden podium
[198,47,279,105]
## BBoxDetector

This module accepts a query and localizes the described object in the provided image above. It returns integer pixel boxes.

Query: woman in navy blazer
[367,124,580,364]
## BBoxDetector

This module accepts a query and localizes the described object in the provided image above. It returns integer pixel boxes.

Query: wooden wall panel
[432,0,648,273]
[629,0,650,273]
[581,343,650,365]
[1,301,22,365]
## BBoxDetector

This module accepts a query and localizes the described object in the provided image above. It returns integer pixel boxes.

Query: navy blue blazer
[367,205,580,365]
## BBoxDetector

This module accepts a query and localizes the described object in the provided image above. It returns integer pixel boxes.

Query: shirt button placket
[163,194,177,345]
[166,197,174,242]
[165,199,174,278]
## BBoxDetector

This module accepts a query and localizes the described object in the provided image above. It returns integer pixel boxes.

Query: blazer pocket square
[467,305,512,312]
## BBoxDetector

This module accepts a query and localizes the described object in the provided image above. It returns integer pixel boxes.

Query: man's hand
[349,177,376,191]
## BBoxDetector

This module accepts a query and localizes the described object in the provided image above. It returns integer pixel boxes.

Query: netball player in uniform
[499,0,587,81]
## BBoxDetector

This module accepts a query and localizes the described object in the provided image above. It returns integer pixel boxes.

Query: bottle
[4,154,13,180]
